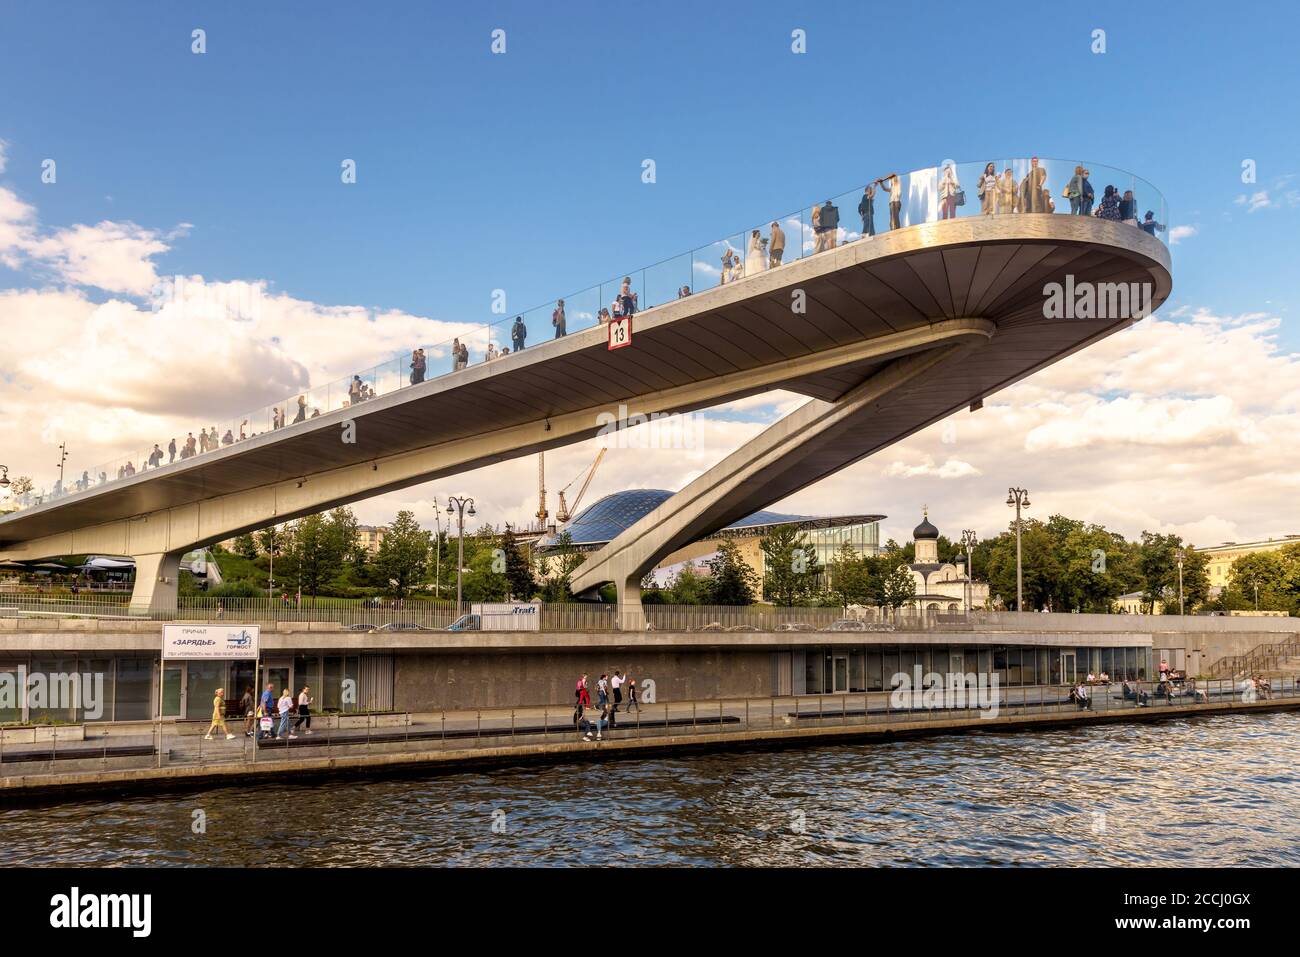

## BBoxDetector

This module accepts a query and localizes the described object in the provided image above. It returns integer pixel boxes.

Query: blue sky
[1,0,1296,334]
[2,0,1299,546]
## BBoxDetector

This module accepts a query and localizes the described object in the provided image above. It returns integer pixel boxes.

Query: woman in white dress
[744,229,766,276]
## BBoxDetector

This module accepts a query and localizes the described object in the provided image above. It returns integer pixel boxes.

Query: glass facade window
[115,658,153,721]
[80,658,115,722]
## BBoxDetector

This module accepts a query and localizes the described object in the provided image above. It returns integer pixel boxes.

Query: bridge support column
[129,551,183,617]
[615,573,647,632]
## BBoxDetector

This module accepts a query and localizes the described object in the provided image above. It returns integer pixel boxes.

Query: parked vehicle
[447,602,541,632]
[820,618,867,632]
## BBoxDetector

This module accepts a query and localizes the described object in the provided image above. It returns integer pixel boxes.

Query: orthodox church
[903,509,989,612]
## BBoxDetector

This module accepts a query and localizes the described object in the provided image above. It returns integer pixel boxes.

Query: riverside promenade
[4,679,1297,798]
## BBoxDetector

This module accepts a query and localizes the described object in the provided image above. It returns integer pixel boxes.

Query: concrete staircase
[1209,640,1300,678]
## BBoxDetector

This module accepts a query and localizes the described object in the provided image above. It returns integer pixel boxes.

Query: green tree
[664,564,709,605]
[233,533,259,560]
[374,511,432,599]
[879,562,917,611]
[760,526,823,606]
[1222,551,1292,612]
[500,524,536,600]
[704,537,759,605]
[827,542,870,607]
[538,531,584,603]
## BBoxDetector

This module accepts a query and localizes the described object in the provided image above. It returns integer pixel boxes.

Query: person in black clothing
[293,395,307,424]
[820,199,840,249]
[511,316,527,351]
[1140,211,1166,237]
[614,276,638,318]
[1080,169,1095,216]
[167,438,176,463]
[858,185,876,237]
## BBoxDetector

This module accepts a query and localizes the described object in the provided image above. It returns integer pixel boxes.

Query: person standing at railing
[293,395,307,424]
[720,247,735,284]
[1020,157,1048,213]
[614,277,637,317]
[821,199,840,249]
[1140,211,1165,237]
[996,168,1018,214]
[486,342,498,361]
[204,688,236,740]
[858,185,877,236]
[199,430,210,453]
[769,220,785,267]
[978,163,997,215]
[511,315,527,352]
[147,444,163,469]
[167,438,176,463]
[1065,166,1084,215]
[938,165,962,220]
[1119,189,1138,225]
[1080,170,1095,215]
[552,299,566,338]
[744,230,766,276]
[410,347,426,384]
[450,338,462,372]
[880,174,902,230]
[1093,184,1122,221]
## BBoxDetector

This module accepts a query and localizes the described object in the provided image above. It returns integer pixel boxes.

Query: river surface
[3,712,1297,866]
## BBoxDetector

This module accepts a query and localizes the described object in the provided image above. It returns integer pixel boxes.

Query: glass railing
[0,158,1167,515]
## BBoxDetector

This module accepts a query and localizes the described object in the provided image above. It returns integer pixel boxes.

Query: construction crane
[556,447,606,523]
[536,452,548,527]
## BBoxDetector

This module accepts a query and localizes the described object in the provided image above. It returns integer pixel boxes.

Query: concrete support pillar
[129,551,183,617]
[615,574,647,632]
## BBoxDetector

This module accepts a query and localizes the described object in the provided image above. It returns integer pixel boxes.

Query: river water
[3,712,1296,866]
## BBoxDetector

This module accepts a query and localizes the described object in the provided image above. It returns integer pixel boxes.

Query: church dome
[913,512,939,540]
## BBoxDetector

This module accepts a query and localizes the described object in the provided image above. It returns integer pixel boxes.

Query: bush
[206,581,262,599]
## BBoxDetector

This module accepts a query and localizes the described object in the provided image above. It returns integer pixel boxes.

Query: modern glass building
[776,643,1153,696]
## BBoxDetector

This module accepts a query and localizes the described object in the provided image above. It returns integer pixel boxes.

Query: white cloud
[1168,224,1197,244]
[24,221,171,296]
[882,457,982,479]
[1236,191,1272,212]
[0,139,8,174]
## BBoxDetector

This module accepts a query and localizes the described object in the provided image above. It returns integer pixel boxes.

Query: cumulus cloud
[882,457,982,479]
[1168,224,1197,244]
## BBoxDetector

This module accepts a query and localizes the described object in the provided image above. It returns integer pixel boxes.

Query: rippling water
[3,712,1297,866]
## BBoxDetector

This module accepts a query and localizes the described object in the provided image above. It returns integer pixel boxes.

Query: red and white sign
[607,315,632,350]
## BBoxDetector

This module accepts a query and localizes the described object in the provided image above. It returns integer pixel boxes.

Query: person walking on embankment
[204,688,235,740]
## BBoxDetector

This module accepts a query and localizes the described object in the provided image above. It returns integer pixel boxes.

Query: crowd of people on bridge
[21,159,1164,507]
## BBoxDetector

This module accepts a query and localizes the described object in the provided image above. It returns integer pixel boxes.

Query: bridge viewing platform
[0,158,1172,619]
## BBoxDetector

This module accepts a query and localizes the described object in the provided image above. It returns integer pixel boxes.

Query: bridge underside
[0,216,1171,615]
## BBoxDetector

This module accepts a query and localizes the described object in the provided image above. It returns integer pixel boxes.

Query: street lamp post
[446,496,477,612]
[1175,548,1185,616]
[0,465,9,489]
[431,497,442,599]
[960,529,978,613]
[1006,487,1031,612]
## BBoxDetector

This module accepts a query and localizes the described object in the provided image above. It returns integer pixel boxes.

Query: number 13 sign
[608,315,632,350]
